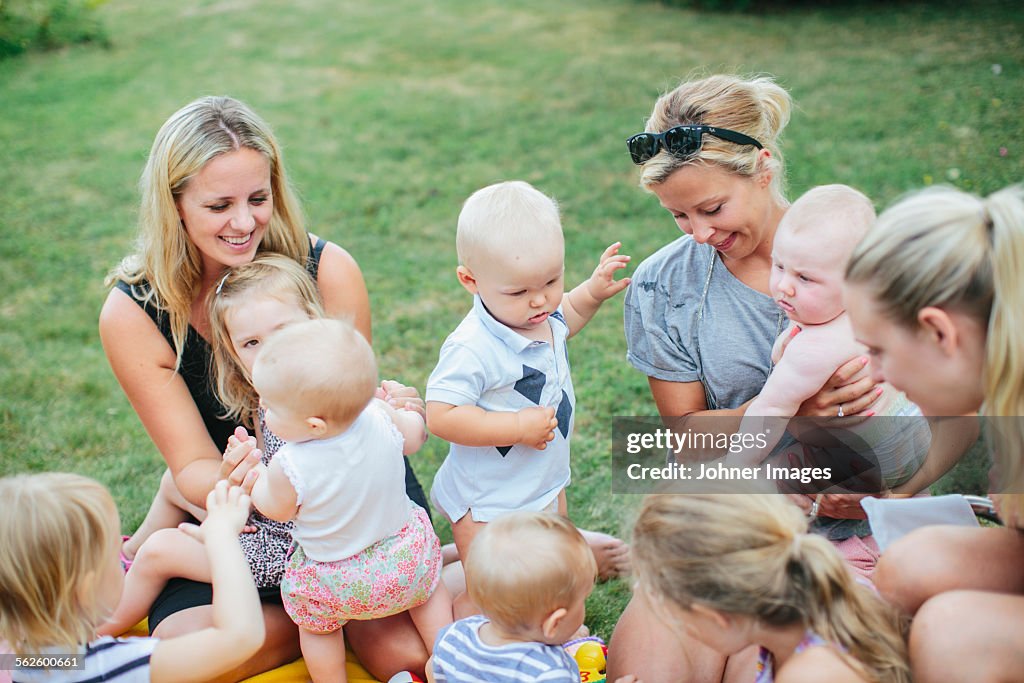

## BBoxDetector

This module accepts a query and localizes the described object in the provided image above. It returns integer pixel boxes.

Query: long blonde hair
[0,473,118,655]
[208,254,325,428]
[846,184,1024,513]
[632,494,910,683]
[107,96,310,369]
[638,73,792,205]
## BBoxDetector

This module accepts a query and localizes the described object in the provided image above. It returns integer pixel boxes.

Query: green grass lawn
[2,0,1022,643]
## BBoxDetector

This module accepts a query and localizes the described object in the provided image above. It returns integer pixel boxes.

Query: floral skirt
[281,505,442,633]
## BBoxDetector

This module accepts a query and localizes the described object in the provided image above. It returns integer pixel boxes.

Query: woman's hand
[815,493,874,520]
[795,355,881,418]
[219,426,262,494]
[787,492,873,520]
[378,379,426,420]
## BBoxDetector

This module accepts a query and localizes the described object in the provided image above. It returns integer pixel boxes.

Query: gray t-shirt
[624,235,786,411]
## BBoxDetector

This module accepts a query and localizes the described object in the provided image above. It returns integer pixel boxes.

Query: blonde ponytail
[847,184,1024,514]
[632,494,909,683]
[791,533,910,683]
[982,186,1024,517]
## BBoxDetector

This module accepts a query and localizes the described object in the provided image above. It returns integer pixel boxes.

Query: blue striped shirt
[13,637,156,683]
[432,615,579,683]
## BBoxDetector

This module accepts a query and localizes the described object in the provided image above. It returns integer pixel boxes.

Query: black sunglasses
[626,125,763,165]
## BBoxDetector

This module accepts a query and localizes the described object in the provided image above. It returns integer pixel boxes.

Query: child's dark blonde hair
[0,473,118,655]
[633,494,910,683]
[465,511,597,636]
[207,253,325,428]
[252,318,377,428]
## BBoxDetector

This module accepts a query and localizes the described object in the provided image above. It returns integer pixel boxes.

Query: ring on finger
[837,403,845,418]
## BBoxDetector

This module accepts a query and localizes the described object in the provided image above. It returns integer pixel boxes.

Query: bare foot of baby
[580,529,630,581]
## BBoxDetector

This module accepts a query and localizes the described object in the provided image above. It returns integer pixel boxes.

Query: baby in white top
[249,318,451,683]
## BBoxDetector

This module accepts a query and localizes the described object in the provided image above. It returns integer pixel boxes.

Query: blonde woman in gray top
[611,74,881,683]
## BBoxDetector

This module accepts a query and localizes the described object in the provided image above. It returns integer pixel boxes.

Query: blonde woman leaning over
[844,184,1024,682]
[610,73,883,683]
[627,493,909,683]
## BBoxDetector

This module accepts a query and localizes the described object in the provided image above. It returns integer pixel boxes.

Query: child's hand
[585,242,631,302]
[378,379,426,419]
[179,480,252,543]
[516,406,558,450]
[220,425,261,494]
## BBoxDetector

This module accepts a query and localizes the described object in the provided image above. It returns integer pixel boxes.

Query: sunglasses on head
[626,125,763,165]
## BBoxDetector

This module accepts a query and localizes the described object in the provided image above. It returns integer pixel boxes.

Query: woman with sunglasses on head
[99,95,432,681]
[844,183,1024,683]
[607,74,883,683]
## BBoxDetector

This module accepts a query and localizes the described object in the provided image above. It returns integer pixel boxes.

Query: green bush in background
[643,0,941,13]
[0,0,108,58]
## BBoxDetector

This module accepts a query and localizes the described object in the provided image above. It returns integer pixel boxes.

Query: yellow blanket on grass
[126,621,380,682]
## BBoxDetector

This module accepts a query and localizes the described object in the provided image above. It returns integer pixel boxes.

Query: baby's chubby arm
[248,458,299,522]
[376,397,428,455]
[731,326,859,467]
[561,242,631,338]
[427,401,557,451]
[750,325,859,417]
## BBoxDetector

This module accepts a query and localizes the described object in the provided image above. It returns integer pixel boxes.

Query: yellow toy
[566,637,607,683]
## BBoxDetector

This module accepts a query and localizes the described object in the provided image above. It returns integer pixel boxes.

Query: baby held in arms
[730,184,929,491]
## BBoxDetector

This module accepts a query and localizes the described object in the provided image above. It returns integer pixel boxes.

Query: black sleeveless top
[115,238,327,451]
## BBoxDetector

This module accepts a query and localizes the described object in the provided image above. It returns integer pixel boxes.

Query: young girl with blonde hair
[99,255,445,681]
[0,474,263,683]
[630,493,910,683]
[96,255,323,637]
[844,183,1024,682]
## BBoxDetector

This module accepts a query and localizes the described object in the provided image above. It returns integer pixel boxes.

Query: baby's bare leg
[300,628,347,683]
[450,512,487,619]
[98,527,211,636]
[409,583,453,655]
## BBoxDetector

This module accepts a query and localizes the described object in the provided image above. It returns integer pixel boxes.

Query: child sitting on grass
[426,180,630,614]
[428,511,596,682]
[0,474,263,683]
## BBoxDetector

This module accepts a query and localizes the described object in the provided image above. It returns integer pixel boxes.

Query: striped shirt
[432,615,579,683]
[13,637,157,683]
